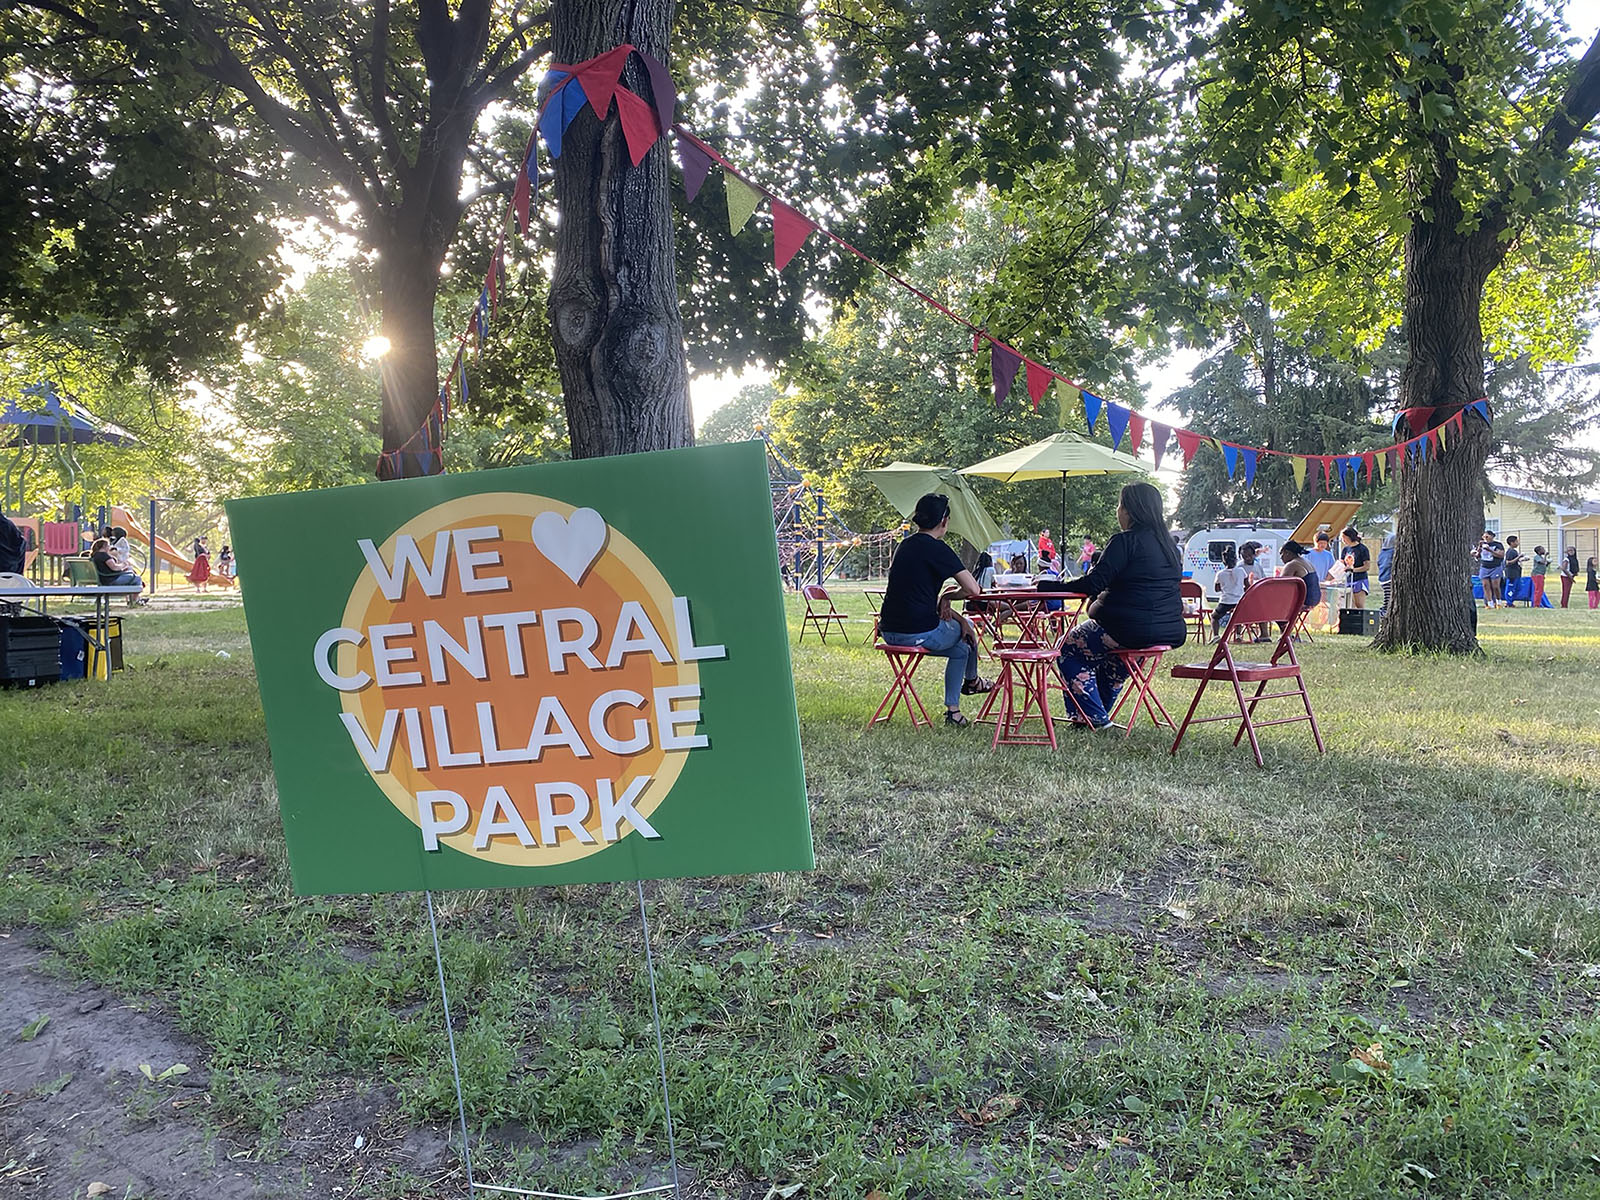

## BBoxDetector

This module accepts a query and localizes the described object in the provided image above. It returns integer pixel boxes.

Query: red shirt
[1037,534,1055,559]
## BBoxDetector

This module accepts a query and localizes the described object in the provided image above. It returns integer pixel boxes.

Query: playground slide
[109,505,236,586]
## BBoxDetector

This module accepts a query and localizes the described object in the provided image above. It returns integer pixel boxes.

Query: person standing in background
[1561,547,1579,608]
[1036,528,1055,565]
[1341,528,1372,610]
[1502,535,1523,607]
[1530,546,1550,610]
[1588,557,1599,610]
[1305,532,1336,581]
[1476,530,1505,608]
[1076,538,1096,576]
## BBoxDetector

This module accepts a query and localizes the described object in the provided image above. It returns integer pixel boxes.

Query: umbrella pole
[1060,473,1067,549]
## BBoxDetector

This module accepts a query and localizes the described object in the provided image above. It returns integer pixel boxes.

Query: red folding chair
[1168,578,1325,767]
[868,643,933,729]
[799,584,850,643]
[1180,580,1209,644]
[1106,645,1175,735]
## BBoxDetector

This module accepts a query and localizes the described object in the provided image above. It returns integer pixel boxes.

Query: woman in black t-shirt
[878,494,988,727]
[89,537,145,603]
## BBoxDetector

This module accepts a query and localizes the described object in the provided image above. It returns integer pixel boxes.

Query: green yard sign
[226,441,811,895]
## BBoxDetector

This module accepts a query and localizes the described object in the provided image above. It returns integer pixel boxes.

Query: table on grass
[973,589,1084,651]
[0,584,142,667]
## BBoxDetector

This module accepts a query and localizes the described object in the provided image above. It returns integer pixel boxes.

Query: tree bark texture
[549,0,692,459]
[1374,169,1497,654]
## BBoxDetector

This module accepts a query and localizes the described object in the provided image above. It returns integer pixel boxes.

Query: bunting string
[381,43,1494,491]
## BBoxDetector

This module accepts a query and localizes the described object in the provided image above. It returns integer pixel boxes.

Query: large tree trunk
[377,240,445,477]
[549,0,692,459]
[1374,173,1498,654]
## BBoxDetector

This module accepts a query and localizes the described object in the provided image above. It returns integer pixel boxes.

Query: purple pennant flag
[1106,403,1130,450]
[991,344,1022,406]
[1221,442,1238,479]
[1150,422,1169,472]
[1083,391,1103,432]
[634,48,678,136]
[678,136,713,202]
[1242,447,1257,486]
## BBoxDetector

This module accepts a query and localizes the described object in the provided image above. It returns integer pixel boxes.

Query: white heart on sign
[532,508,608,585]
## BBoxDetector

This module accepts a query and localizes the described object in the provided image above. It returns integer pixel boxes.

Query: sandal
[961,677,993,695]
[944,711,972,728]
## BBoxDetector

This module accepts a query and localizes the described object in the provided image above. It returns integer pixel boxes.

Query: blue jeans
[881,620,977,709]
[1056,619,1128,727]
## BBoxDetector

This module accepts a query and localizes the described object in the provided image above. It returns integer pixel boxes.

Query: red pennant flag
[513,135,536,233]
[1363,451,1375,483]
[771,200,815,270]
[1175,429,1201,466]
[486,234,504,312]
[1427,428,1441,456]
[972,330,985,353]
[1321,456,1334,488]
[1449,409,1465,438]
[1127,413,1145,456]
[613,87,660,165]
[572,44,631,122]
[1150,422,1169,472]
[1025,361,1052,409]
[1400,405,1436,436]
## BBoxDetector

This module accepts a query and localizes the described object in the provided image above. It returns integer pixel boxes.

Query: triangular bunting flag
[1363,451,1375,483]
[1291,456,1308,491]
[1083,391,1103,433]
[513,135,536,233]
[1221,442,1238,479]
[678,136,713,202]
[991,344,1022,406]
[1025,361,1052,410]
[613,86,660,165]
[1106,403,1130,450]
[1175,429,1201,466]
[571,44,631,122]
[1055,379,1080,429]
[1318,456,1332,488]
[1150,422,1169,472]
[771,200,816,270]
[1449,410,1465,438]
[1127,413,1145,456]
[725,174,762,234]
[1242,447,1257,486]
[539,73,582,159]
[1335,457,1349,490]
[1435,421,1448,451]
[1469,399,1490,423]
[635,48,678,135]
[1426,428,1440,458]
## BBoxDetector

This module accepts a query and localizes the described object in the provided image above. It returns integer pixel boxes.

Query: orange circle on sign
[335,493,696,865]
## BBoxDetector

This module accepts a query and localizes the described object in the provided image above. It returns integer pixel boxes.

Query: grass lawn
[4,596,1600,1198]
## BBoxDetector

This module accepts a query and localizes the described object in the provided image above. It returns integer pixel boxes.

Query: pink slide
[109,505,236,586]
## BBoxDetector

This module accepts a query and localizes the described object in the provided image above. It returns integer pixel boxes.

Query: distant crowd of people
[1475,531,1595,610]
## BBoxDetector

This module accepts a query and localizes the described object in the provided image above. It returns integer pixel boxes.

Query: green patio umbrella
[960,431,1146,537]
[864,462,1003,551]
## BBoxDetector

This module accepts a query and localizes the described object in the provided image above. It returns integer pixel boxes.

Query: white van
[1182,521,1293,593]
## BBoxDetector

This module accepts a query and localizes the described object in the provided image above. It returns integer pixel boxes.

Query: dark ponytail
[911,493,951,531]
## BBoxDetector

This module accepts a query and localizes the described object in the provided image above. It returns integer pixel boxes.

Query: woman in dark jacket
[1056,481,1186,728]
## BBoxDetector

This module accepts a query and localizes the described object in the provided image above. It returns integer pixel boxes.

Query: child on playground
[218,544,235,578]
[187,537,212,592]
[1530,546,1550,609]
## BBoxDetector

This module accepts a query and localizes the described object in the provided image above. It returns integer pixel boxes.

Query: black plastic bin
[0,615,63,687]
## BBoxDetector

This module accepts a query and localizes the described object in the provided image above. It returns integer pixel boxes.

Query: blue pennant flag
[1106,403,1129,450]
[1469,399,1490,423]
[1347,455,1362,485]
[476,289,490,346]
[1242,447,1257,486]
[1083,391,1103,433]
[1221,443,1238,479]
[539,74,589,160]
[1336,457,1349,489]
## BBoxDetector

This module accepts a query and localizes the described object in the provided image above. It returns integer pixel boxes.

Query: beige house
[1486,485,1600,565]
